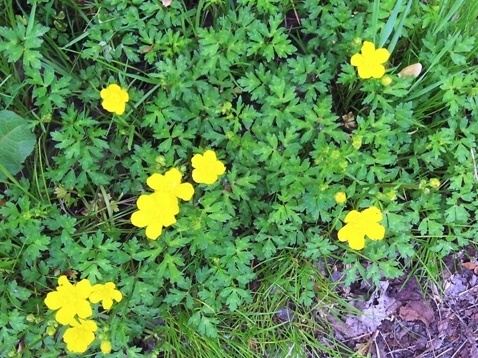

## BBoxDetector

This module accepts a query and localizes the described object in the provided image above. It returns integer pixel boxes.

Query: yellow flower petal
[361,41,376,56]
[147,169,194,201]
[361,206,383,222]
[136,194,155,211]
[364,222,386,241]
[175,183,194,201]
[145,221,164,240]
[369,64,386,79]
[63,319,97,353]
[55,304,78,325]
[75,299,94,319]
[343,210,361,223]
[338,223,365,250]
[350,53,363,66]
[374,48,390,63]
[57,275,71,287]
[357,65,374,79]
[130,210,151,228]
[44,291,63,311]
[76,279,93,298]
[348,233,366,250]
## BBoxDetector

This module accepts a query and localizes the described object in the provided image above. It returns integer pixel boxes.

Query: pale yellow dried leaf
[398,63,422,78]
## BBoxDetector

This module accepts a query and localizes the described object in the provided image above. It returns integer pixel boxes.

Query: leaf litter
[312,249,478,357]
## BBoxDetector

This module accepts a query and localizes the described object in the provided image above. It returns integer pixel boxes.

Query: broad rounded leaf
[0,110,35,180]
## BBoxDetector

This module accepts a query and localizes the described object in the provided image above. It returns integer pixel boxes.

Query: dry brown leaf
[142,44,154,53]
[462,262,478,270]
[398,63,422,78]
[162,0,173,6]
[399,300,435,325]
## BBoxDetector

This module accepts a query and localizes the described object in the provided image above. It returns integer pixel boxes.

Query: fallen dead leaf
[399,300,435,325]
[142,44,154,53]
[398,63,422,78]
[461,262,478,270]
[338,281,397,338]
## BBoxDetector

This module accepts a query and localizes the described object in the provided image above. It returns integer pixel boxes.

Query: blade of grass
[408,31,461,94]
[379,0,404,48]
[433,0,465,36]
[387,0,413,53]
[371,0,380,44]
[0,162,38,201]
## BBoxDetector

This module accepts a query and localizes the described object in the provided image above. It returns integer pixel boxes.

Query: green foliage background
[1,0,477,356]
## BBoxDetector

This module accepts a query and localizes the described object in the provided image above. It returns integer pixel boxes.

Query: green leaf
[188,312,219,338]
[0,110,36,181]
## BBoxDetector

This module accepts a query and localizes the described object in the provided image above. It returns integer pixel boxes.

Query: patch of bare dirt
[328,251,478,357]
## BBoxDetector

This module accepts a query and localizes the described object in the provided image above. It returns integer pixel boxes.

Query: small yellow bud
[331,150,340,160]
[26,314,36,323]
[381,75,392,86]
[352,135,362,150]
[46,326,56,336]
[429,178,441,189]
[419,179,427,189]
[385,190,397,201]
[154,156,166,165]
[334,192,347,204]
[353,37,362,46]
[101,340,112,354]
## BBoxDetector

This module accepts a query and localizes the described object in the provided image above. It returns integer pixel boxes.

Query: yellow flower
[334,192,347,204]
[147,168,194,201]
[350,41,390,79]
[130,191,179,240]
[100,340,112,354]
[100,84,129,115]
[337,206,385,250]
[44,276,93,325]
[63,319,97,353]
[191,150,226,184]
[89,282,123,310]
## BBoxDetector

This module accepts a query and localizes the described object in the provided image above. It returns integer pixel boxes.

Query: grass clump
[1,0,478,356]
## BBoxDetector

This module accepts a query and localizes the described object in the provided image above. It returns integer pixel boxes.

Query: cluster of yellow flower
[131,150,225,240]
[99,76,389,252]
[44,276,122,353]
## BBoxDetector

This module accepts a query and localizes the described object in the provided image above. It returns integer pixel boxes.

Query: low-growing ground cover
[1,0,478,356]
